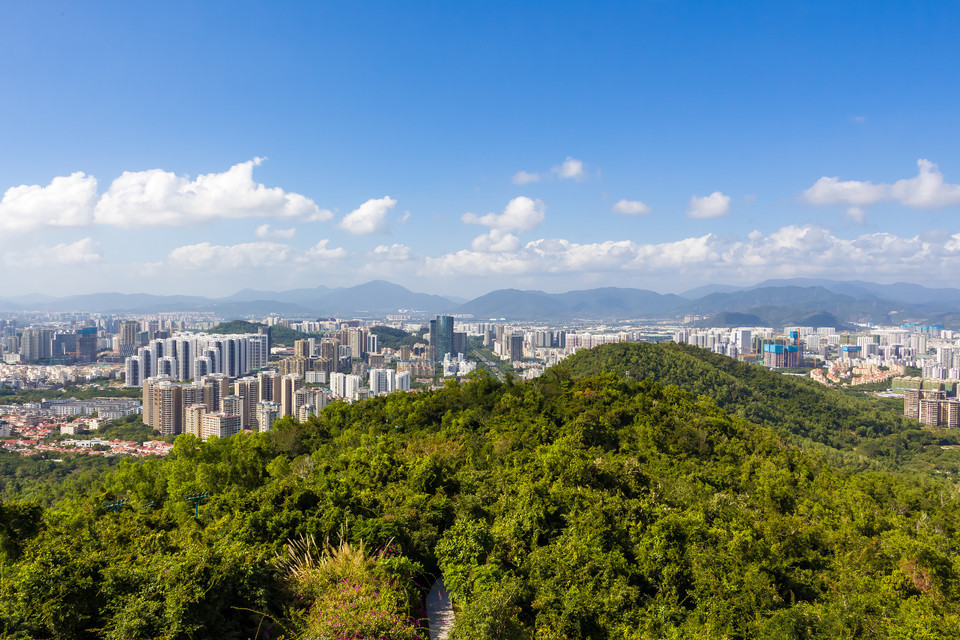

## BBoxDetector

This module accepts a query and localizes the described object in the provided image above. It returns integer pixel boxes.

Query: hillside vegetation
[2,343,960,638]
[559,342,960,474]
[204,320,309,346]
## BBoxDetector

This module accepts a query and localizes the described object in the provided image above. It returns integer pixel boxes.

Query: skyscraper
[432,315,454,363]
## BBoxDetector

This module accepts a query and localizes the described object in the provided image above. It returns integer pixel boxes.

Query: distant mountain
[455,289,566,320]
[304,281,457,316]
[456,287,685,320]
[749,278,960,308]
[680,286,910,325]
[5,278,960,326]
[219,286,333,305]
[796,311,851,331]
[678,283,743,299]
[0,281,456,317]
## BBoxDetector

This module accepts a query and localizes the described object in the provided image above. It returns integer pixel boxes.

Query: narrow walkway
[426,577,455,640]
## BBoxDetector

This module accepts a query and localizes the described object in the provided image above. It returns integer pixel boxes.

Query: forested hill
[204,320,308,346]
[4,351,960,637]
[557,342,960,473]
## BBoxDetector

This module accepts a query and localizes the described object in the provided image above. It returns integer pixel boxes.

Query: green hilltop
[2,343,960,638]
[204,319,310,346]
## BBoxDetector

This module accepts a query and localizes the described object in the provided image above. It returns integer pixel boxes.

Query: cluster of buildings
[123,332,269,387]
[0,397,144,446]
[673,325,936,374]
[2,437,173,458]
[811,362,906,387]
[0,362,123,389]
[0,397,140,428]
[903,387,960,428]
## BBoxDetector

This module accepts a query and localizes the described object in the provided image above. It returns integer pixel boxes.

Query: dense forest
[3,343,960,638]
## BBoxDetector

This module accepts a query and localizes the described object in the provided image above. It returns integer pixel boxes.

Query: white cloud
[552,157,586,181]
[358,243,426,279]
[512,157,587,184]
[687,191,731,218]
[612,199,651,215]
[167,239,347,272]
[803,176,888,206]
[462,196,545,231]
[400,210,411,223]
[3,237,102,268]
[168,241,296,270]
[804,159,960,210]
[256,224,296,239]
[302,208,335,222]
[512,170,541,185]
[846,207,867,224]
[304,239,347,261]
[0,172,98,233]
[422,224,960,285]
[371,243,414,261]
[471,229,521,253]
[890,159,960,208]
[94,158,329,227]
[339,196,397,235]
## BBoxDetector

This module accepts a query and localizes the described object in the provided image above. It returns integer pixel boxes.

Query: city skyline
[2,2,960,298]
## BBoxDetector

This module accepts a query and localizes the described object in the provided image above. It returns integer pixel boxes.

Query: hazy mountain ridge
[2,279,960,325]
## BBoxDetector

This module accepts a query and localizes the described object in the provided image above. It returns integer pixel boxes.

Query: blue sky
[2,1,959,299]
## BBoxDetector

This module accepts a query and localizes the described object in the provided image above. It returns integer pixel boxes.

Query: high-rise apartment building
[256,401,281,432]
[281,374,303,417]
[202,412,241,441]
[234,377,259,430]
[369,368,395,395]
[183,404,207,438]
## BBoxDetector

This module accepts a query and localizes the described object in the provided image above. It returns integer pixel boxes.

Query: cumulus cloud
[305,239,347,261]
[3,237,102,268]
[804,159,960,210]
[612,199,651,215]
[471,229,521,253]
[370,243,414,261]
[421,225,960,285]
[890,159,960,208]
[846,207,867,224]
[0,173,98,233]
[0,159,333,233]
[302,208,335,222]
[339,196,397,235]
[462,197,545,253]
[168,241,297,270]
[804,176,888,207]
[552,157,586,180]
[512,170,541,185]
[512,157,587,184]
[687,191,731,218]
[462,196,545,231]
[256,224,296,239]
[93,158,328,227]
[168,238,346,271]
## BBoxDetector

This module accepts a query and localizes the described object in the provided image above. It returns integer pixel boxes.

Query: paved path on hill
[427,577,455,640]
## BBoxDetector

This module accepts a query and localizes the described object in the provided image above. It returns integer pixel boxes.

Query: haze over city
[2,2,959,298]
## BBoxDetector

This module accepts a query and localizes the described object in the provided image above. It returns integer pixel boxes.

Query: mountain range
[3,278,960,327]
